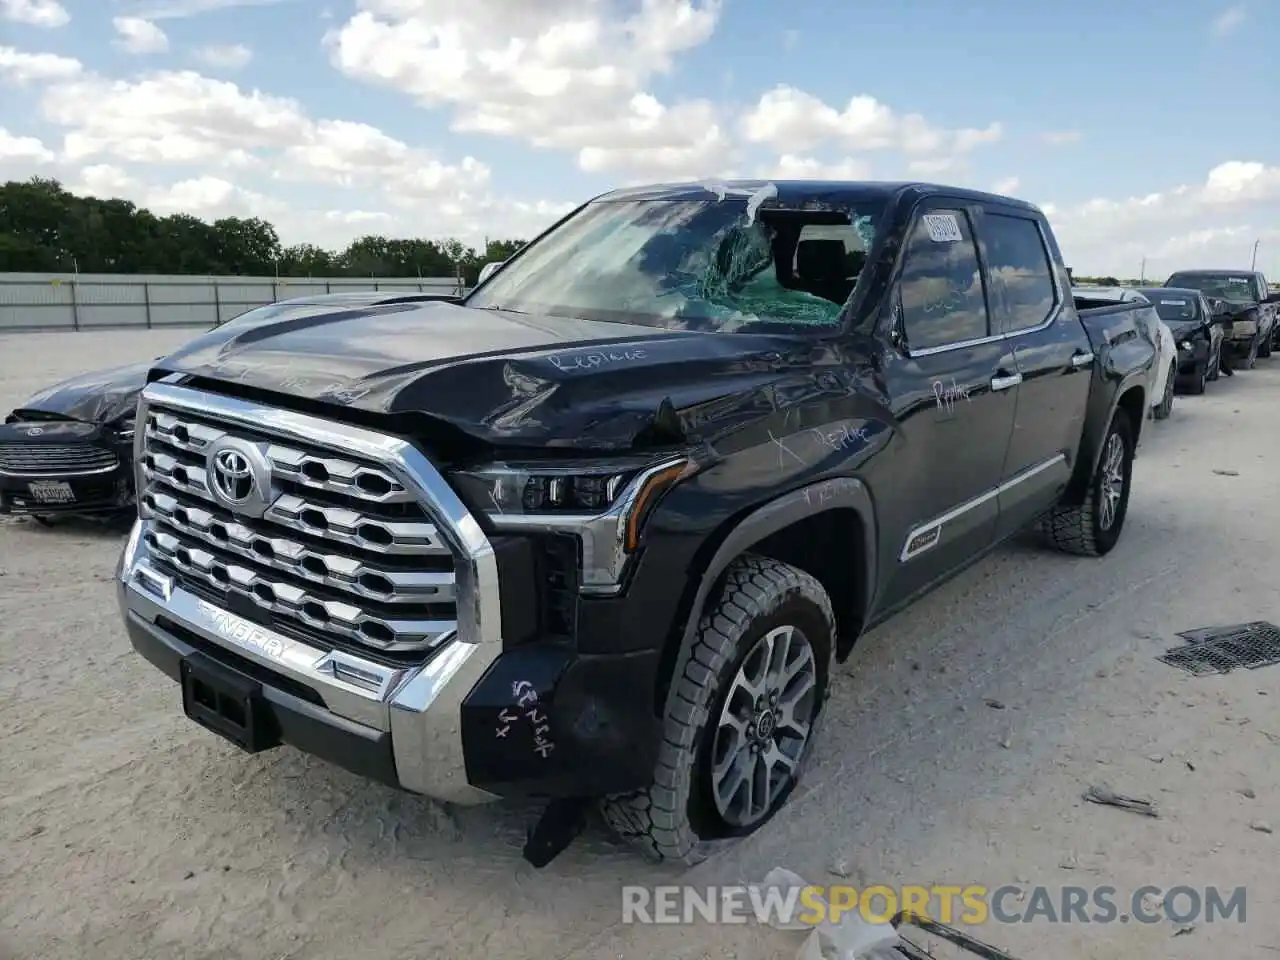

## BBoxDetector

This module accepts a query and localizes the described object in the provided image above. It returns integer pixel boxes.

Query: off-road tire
[600,554,835,864]
[1207,346,1221,382]
[1259,332,1272,358]
[31,515,55,527]
[1153,366,1175,419]
[1042,411,1134,557]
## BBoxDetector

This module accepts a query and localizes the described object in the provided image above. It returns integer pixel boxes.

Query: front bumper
[0,421,134,515]
[118,520,663,802]
[1174,341,1210,377]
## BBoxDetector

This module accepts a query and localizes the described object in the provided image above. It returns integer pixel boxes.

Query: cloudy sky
[1,0,1277,277]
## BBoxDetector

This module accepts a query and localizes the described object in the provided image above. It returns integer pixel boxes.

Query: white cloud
[1041,130,1082,145]
[0,46,82,84]
[740,85,1002,172]
[113,17,170,54]
[326,0,733,180]
[1211,5,1245,37]
[991,176,1020,195]
[1050,161,1280,276]
[0,128,56,175]
[0,0,69,27]
[194,43,252,69]
[0,54,571,247]
[758,154,873,181]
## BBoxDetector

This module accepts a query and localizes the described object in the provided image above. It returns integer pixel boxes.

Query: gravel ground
[2,329,1278,960]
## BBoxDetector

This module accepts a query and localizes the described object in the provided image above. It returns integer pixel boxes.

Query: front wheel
[1259,330,1273,358]
[1042,412,1134,557]
[1153,365,1175,418]
[1207,345,1221,382]
[600,554,835,864]
[1189,361,1207,395]
[1242,335,1259,370]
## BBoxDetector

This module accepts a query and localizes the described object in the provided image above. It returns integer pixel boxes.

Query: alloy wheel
[1098,433,1125,531]
[711,624,818,827]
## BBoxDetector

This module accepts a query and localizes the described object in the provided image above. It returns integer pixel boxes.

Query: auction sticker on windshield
[1161,299,1187,305]
[923,214,962,243]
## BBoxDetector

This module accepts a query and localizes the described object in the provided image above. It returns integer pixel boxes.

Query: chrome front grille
[0,442,118,476]
[137,403,460,656]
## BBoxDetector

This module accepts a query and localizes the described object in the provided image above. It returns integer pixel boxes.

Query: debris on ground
[984,699,1006,710]
[1212,469,1240,476]
[1173,924,1196,937]
[1082,784,1159,818]
[1249,820,1273,834]
[741,868,900,959]
[1239,787,1257,799]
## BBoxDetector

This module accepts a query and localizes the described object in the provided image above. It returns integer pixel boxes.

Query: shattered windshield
[465,192,884,333]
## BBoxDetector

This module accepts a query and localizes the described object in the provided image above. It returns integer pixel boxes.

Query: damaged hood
[154,299,811,449]
[12,360,154,423]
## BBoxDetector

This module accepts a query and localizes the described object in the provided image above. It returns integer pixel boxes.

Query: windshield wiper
[479,304,529,315]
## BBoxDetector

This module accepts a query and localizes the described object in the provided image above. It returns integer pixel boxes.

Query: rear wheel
[31,515,55,527]
[1042,412,1134,557]
[600,554,835,864]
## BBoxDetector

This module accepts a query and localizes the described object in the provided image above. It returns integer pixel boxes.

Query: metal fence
[0,273,472,333]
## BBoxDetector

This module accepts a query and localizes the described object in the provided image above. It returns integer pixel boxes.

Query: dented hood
[154,299,809,448]
[12,359,154,423]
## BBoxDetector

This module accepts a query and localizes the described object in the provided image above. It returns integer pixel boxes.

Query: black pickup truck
[1163,269,1280,368]
[115,180,1154,865]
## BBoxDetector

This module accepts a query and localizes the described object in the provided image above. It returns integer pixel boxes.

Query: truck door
[874,201,1019,609]
[978,208,1090,538]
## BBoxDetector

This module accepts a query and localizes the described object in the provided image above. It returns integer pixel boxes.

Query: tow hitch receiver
[522,798,592,868]
[181,654,279,754]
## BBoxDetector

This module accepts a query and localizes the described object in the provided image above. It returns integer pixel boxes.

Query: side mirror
[477,260,505,285]
[1263,291,1280,304]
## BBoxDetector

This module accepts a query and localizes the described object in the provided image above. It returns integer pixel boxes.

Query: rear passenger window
[981,214,1057,333]
[899,209,989,351]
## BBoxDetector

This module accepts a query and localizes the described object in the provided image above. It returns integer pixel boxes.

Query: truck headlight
[1180,340,1193,352]
[450,456,696,593]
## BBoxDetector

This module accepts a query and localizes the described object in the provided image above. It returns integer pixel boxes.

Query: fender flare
[669,476,878,692]
[1068,371,1148,503]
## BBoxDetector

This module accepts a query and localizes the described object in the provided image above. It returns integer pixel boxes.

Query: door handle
[1071,351,1095,368]
[991,372,1022,392]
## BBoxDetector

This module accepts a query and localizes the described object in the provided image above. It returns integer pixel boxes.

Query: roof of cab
[1165,268,1260,277]
[591,179,1043,215]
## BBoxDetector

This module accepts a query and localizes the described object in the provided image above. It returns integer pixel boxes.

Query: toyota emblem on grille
[204,437,273,517]
[212,449,254,502]
[26,427,43,437]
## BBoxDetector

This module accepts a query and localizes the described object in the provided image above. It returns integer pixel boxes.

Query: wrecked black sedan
[0,290,453,521]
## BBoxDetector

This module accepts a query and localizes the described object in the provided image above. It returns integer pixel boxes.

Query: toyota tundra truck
[116,180,1154,865]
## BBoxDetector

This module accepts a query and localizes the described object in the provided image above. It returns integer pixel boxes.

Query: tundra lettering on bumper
[117,381,661,804]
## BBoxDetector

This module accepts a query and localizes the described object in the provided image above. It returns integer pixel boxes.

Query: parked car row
[1072,267,1279,423]
[0,178,1272,867]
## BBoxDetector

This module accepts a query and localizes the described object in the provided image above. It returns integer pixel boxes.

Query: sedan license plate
[27,480,75,504]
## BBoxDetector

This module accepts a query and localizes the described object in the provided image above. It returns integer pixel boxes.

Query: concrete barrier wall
[0,273,471,332]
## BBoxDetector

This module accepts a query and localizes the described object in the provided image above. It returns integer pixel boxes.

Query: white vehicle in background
[1072,286,1176,420]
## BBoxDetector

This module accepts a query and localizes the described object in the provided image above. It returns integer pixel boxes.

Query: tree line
[0,177,527,284]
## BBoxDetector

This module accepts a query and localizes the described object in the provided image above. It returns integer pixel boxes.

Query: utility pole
[1139,257,1145,284]
[1251,239,1260,270]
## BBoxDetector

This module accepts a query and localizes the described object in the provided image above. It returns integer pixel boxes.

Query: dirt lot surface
[2,329,1279,960]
